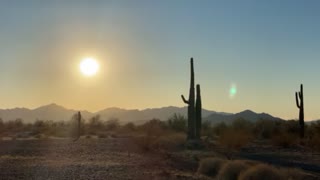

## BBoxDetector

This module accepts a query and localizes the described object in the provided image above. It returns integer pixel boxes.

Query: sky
[0,0,320,120]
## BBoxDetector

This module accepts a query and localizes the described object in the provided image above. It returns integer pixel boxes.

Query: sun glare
[80,58,99,76]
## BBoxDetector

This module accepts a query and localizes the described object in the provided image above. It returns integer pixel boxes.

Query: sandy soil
[0,138,207,180]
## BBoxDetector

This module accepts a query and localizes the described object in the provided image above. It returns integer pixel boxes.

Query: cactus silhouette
[295,84,304,138]
[181,58,202,140]
[74,111,81,141]
[181,58,196,139]
[195,84,202,139]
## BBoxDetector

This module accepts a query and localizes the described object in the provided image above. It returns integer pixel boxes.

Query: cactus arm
[181,95,189,104]
[295,92,300,108]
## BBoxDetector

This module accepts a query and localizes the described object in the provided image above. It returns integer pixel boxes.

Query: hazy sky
[0,0,320,120]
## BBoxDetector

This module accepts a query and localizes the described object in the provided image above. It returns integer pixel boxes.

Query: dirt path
[0,138,204,180]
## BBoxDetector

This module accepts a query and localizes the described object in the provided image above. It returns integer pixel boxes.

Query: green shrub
[239,164,285,180]
[197,158,226,177]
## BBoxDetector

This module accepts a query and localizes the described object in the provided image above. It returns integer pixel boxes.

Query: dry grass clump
[218,160,250,180]
[197,157,226,177]
[239,164,285,180]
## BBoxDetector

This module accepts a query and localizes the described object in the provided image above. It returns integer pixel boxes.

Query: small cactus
[295,84,304,138]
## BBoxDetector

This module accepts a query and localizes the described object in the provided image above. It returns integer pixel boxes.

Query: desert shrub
[153,133,186,151]
[218,160,250,180]
[5,119,24,132]
[167,113,186,132]
[284,120,301,134]
[253,119,277,139]
[134,119,167,152]
[212,122,228,136]
[218,129,252,159]
[201,120,213,137]
[105,118,120,131]
[197,158,226,177]
[140,119,167,136]
[232,118,254,131]
[307,121,320,138]
[87,115,103,130]
[239,164,285,180]
[123,122,136,131]
[271,133,297,148]
[306,134,320,152]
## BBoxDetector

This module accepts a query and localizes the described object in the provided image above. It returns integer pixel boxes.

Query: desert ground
[0,135,319,180]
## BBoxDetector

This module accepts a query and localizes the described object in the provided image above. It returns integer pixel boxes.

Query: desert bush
[306,134,320,152]
[134,119,167,152]
[239,164,285,180]
[218,129,252,159]
[123,122,136,131]
[218,160,250,180]
[307,121,320,138]
[167,113,186,132]
[5,119,24,132]
[271,133,297,148]
[212,122,228,136]
[153,133,186,151]
[253,119,277,139]
[232,118,254,131]
[87,115,103,130]
[197,157,226,177]
[105,118,120,131]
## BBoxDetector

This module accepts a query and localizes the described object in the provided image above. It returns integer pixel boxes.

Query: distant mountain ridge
[0,103,284,124]
[0,104,221,123]
[204,109,284,125]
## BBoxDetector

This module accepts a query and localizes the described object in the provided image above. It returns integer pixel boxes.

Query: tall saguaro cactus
[74,111,81,141]
[295,84,304,138]
[195,84,202,139]
[181,58,196,140]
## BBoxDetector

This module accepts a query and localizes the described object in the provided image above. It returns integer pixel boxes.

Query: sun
[80,58,99,76]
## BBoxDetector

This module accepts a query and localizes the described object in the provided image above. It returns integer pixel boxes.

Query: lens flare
[229,83,237,99]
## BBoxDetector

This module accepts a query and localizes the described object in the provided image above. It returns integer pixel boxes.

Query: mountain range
[0,103,287,124]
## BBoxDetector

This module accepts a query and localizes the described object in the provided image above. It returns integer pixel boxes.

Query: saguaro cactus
[181,58,196,140]
[195,84,202,139]
[295,84,304,138]
[74,111,81,141]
